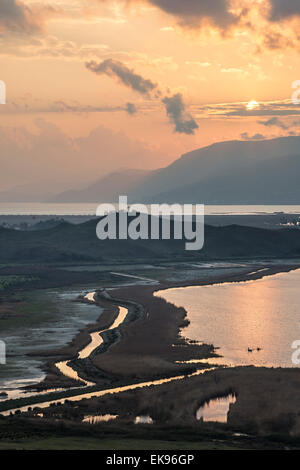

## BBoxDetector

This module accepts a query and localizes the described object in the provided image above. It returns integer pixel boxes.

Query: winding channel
[55,292,128,386]
[1,290,215,416]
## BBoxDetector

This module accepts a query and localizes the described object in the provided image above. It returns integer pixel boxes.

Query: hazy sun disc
[246,100,259,111]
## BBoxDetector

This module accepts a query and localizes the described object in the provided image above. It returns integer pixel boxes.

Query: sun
[246,100,260,111]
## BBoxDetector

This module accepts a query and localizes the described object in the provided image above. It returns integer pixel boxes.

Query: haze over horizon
[2,2,300,452]
[1,0,300,193]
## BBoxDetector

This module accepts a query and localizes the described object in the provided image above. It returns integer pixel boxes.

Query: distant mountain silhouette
[128,136,300,204]
[41,136,300,204]
[50,169,153,203]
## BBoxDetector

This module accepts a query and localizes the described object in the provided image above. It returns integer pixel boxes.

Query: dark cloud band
[0,0,41,34]
[269,0,300,21]
[86,58,198,135]
[162,93,199,134]
[149,0,237,29]
[86,59,157,96]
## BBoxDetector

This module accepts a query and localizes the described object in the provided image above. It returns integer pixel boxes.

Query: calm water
[196,394,237,423]
[83,414,118,424]
[1,203,300,215]
[55,290,129,386]
[0,287,102,396]
[156,270,300,368]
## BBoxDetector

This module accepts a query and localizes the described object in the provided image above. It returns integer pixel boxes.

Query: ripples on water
[156,269,300,368]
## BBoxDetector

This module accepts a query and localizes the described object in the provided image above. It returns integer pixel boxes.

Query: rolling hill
[0,219,299,263]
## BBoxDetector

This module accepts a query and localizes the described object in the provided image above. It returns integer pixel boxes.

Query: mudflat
[39,263,299,388]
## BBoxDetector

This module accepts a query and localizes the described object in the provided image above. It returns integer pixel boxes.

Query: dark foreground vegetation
[0,218,300,263]
[0,415,299,450]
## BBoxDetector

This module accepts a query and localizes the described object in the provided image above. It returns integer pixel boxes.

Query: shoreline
[1,261,300,420]
[32,262,300,391]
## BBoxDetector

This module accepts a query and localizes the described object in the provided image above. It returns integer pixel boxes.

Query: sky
[1,0,300,192]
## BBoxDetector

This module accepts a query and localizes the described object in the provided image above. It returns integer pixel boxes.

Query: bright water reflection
[196,394,237,423]
[1,368,215,416]
[156,270,300,368]
[83,414,117,424]
[55,305,129,386]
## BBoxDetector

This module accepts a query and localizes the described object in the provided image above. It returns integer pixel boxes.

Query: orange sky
[1,0,300,190]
